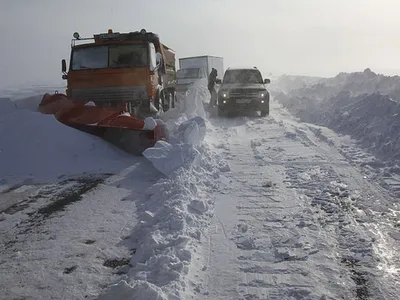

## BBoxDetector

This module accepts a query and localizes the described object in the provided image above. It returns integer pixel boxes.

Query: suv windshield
[223,69,263,84]
[71,44,148,70]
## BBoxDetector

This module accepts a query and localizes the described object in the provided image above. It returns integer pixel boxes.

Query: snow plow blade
[38,93,168,155]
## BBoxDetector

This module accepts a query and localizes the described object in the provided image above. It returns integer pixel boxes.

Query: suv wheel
[260,109,269,117]
[218,106,226,117]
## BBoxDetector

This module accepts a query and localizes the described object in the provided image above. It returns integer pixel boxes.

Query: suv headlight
[259,91,267,98]
[220,90,229,98]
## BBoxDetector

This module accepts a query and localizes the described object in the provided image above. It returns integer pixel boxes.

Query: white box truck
[179,55,224,78]
[175,55,224,103]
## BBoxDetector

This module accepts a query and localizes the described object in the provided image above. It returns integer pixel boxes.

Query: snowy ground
[96,101,400,299]
[1,83,400,299]
[182,101,400,300]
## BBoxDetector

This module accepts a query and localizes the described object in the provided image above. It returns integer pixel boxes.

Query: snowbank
[143,117,206,176]
[0,98,135,185]
[97,145,222,299]
[143,85,210,176]
[273,70,400,163]
[97,86,222,299]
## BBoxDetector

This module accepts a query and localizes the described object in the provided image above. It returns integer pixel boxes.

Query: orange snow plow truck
[39,29,177,155]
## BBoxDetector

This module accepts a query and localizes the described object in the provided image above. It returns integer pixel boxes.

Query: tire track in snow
[290,118,400,299]
[237,119,350,300]
[198,103,400,300]
[268,105,400,299]
[199,115,352,300]
[303,124,400,282]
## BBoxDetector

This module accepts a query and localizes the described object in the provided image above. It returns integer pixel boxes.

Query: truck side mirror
[216,79,222,84]
[61,59,67,73]
[264,78,271,84]
[62,59,67,73]
[61,59,68,80]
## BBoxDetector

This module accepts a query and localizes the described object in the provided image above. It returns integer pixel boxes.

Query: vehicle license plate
[236,99,252,103]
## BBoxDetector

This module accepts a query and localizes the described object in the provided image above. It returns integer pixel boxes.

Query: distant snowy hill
[271,69,400,164]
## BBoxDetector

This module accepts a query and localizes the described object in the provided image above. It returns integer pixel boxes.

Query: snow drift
[143,85,210,176]
[96,85,223,299]
[272,69,400,164]
[97,148,223,300]
[0,98,135,185]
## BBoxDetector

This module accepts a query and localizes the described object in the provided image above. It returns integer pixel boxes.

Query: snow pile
[162,84,209,124]
[143,117,206,176]
[97,148,223,299]
[98,87,224,300]
[143,85,210,176]
[272,70,400,163]
[0,98,135,184]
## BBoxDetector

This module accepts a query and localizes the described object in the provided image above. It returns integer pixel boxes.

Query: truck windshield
[223,69,263,84]
[71,44,148,70]
[176,68,200,79]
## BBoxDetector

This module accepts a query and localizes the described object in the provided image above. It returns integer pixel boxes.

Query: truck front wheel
[155,90,163,113]
[162,90,171,112]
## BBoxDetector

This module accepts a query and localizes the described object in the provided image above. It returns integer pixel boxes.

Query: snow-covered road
[2,92,400,300]
[191,102,400,300]
[0,161,161,300]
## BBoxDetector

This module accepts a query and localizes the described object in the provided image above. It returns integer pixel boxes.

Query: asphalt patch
[37,177,104,218]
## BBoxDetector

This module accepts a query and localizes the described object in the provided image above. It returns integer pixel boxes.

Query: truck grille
[71,86,147,103]
[229,89,260,98]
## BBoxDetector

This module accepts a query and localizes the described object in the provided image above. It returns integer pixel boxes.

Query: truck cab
[61,29,176,117]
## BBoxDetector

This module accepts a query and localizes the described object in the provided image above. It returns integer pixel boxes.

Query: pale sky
[1,0,400,88]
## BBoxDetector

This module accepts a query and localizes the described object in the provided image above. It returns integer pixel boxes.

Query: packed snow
[2,75,400,300]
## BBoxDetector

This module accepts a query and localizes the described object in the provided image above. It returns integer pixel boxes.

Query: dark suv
[216,67,270,117]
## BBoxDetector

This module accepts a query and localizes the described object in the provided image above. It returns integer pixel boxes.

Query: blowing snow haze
[1,0,400,89]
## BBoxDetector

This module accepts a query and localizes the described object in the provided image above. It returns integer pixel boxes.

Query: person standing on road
[208,68,218,106]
